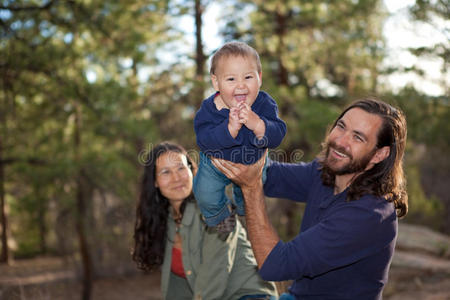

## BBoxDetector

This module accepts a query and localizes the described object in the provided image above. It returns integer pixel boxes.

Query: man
[213,98,408,299]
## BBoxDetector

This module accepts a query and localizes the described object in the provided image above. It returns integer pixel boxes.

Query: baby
[194,41,286,233]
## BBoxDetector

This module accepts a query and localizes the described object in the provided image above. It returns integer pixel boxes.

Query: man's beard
[323,140,376,175]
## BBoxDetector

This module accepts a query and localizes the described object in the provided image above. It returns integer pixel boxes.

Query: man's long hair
[318,98,408,217]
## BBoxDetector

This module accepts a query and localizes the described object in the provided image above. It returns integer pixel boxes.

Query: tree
[391,87,449,233]
[408,0,449,92]
[0,0,173,298]
[0,107,8,263]
[382,1,450,233]
[195,0,207,97]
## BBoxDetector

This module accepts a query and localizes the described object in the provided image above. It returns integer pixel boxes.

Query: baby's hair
[210,41,262,75]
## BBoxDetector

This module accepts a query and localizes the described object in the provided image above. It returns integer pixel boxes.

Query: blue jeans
[193,151,267,227]
[238,295,277,300]
[278,293,296,300]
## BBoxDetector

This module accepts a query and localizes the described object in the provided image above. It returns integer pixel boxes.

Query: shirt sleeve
[194,105,243,151]
[259,198,397,281]
[251,96,286,148]
[264,160,317,202]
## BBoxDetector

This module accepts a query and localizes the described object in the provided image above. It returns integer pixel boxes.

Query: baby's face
[211,55,262,109]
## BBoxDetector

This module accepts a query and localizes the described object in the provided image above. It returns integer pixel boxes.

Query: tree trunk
[0,87,10,264]
[0,137,9,264]
[74,103,93,300]
[37,192,47,254]
[194,0,206,103]
[275,12,289,86]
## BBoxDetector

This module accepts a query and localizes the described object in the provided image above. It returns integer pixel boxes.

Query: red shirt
[171,247,186,278]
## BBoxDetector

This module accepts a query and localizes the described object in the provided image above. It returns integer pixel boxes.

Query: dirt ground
[1,256,449,300]
[0,257,162,300]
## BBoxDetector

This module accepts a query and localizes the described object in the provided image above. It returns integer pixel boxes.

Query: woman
[132,142,278,300]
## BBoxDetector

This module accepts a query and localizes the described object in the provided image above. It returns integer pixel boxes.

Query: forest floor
[0,255,449,300]
[0,256,162,300]
[1,222,450,300]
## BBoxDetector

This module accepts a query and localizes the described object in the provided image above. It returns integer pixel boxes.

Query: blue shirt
[262,160,397,300]
[194,91,286,164]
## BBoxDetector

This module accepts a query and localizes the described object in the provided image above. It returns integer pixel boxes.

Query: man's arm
[241,180,279,268]
[212,152,279,268]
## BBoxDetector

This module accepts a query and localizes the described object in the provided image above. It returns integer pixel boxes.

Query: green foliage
[293,99,341,159]
[392,88,449,150]
[403,149,444,230]
[385,87,449,232]
[221,0,386,94]
[0,0,176,260]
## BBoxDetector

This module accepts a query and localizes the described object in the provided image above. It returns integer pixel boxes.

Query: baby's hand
[238,103,265,138]
[228,106,243,138]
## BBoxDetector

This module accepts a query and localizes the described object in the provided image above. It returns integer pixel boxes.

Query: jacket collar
[168,201,196,228]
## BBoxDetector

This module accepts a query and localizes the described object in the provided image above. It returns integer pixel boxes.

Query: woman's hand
[211,149,267,189]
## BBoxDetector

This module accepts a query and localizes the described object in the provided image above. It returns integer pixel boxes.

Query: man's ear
[370,146,390,164]
[211,75,219,91]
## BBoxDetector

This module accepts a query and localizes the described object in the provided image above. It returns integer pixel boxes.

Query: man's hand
[212,149,267,189]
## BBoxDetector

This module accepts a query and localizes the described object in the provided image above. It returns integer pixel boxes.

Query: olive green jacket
[161,201,277,300]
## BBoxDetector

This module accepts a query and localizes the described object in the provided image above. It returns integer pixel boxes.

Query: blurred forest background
[0,0,449,299]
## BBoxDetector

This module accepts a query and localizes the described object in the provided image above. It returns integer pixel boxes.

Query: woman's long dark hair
[132,142,197,271]
[318,98,408,218]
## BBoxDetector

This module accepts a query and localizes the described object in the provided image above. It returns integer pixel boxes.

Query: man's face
[324,108,383,175]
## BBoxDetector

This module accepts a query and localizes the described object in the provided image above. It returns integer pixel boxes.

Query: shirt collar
[319,185,347,209]
[168,201,196,227]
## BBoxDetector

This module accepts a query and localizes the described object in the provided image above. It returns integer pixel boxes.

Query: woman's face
[155,151,193,208]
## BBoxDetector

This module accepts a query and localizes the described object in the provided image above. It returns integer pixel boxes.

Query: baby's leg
[232,185,245,216]
[193,153,232,226]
